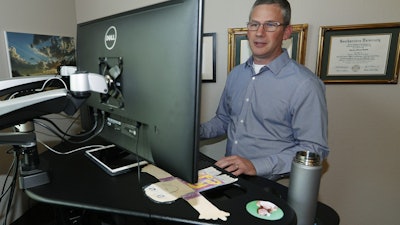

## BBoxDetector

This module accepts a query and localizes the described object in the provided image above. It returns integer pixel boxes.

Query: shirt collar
[245,49,291,75]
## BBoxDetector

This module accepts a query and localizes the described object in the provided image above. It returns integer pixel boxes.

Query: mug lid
[293,151,321,166]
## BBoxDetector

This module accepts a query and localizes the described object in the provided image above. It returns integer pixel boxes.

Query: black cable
[35,113,98,139]
[66,111,106,144]
[4,167,17,225]
[33,111,105,144]
[61,112,81,140]
[135,122,142,183]
[2,150,19,225]
[34,120,76,142]
[0,149,15,200]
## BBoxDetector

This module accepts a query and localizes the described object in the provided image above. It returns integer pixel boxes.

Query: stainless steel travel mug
[287,151,322,225]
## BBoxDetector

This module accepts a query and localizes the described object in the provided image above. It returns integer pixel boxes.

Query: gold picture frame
[316,22,400,84]
[227,24,308,72]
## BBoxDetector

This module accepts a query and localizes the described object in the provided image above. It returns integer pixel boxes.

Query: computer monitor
[76,0,203,183]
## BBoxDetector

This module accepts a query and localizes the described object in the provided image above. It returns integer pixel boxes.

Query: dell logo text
[104,26,117,50]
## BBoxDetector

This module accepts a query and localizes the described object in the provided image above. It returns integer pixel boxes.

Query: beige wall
[1,0,399,225]
[74,0,169,24]
[0,0,77,79]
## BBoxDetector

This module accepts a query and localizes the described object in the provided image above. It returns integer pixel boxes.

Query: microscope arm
[0,89,67,116]
[0,75,52,94]
[0,72,108,130]
[0,132,35,146]
[0,71,109,189]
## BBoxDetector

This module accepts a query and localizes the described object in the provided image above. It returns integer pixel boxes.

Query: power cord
[135,122,142,184]
[34,110,105,145]
[0,149,15,201]
[37,140,108,155]
[0,149,19,225]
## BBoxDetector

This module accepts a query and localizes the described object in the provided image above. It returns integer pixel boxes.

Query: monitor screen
[76,0,203,183]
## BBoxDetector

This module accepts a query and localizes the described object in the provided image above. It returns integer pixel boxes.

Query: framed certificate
[316,23,400,84]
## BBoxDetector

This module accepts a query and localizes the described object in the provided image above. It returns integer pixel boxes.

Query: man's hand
[215,155,257,176]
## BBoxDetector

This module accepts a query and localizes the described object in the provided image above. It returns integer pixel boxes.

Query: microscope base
[19,170,50,189]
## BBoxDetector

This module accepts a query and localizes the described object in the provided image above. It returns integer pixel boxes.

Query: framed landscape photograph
[5,31,76,77]
[227,24,308,72]
[316,23,400,84]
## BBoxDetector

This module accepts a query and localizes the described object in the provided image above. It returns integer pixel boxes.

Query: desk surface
[25,142,338,225]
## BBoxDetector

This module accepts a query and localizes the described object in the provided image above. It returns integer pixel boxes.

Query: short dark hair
[249,0,291,25]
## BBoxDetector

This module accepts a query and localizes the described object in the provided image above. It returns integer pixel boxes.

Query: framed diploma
[316,23,400,84]
[227,24,308,72]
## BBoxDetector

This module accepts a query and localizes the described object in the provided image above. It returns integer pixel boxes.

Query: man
[200,0,329,180]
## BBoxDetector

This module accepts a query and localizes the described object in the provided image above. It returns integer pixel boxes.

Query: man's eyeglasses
[247,21,286,32]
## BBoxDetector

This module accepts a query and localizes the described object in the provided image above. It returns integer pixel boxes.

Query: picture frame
[5,31,76,77]
[202,33,216,82]
[316,23,400,84]
[227,24,308,72]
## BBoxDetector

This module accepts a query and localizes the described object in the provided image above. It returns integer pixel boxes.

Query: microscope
[0,67,109,189]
